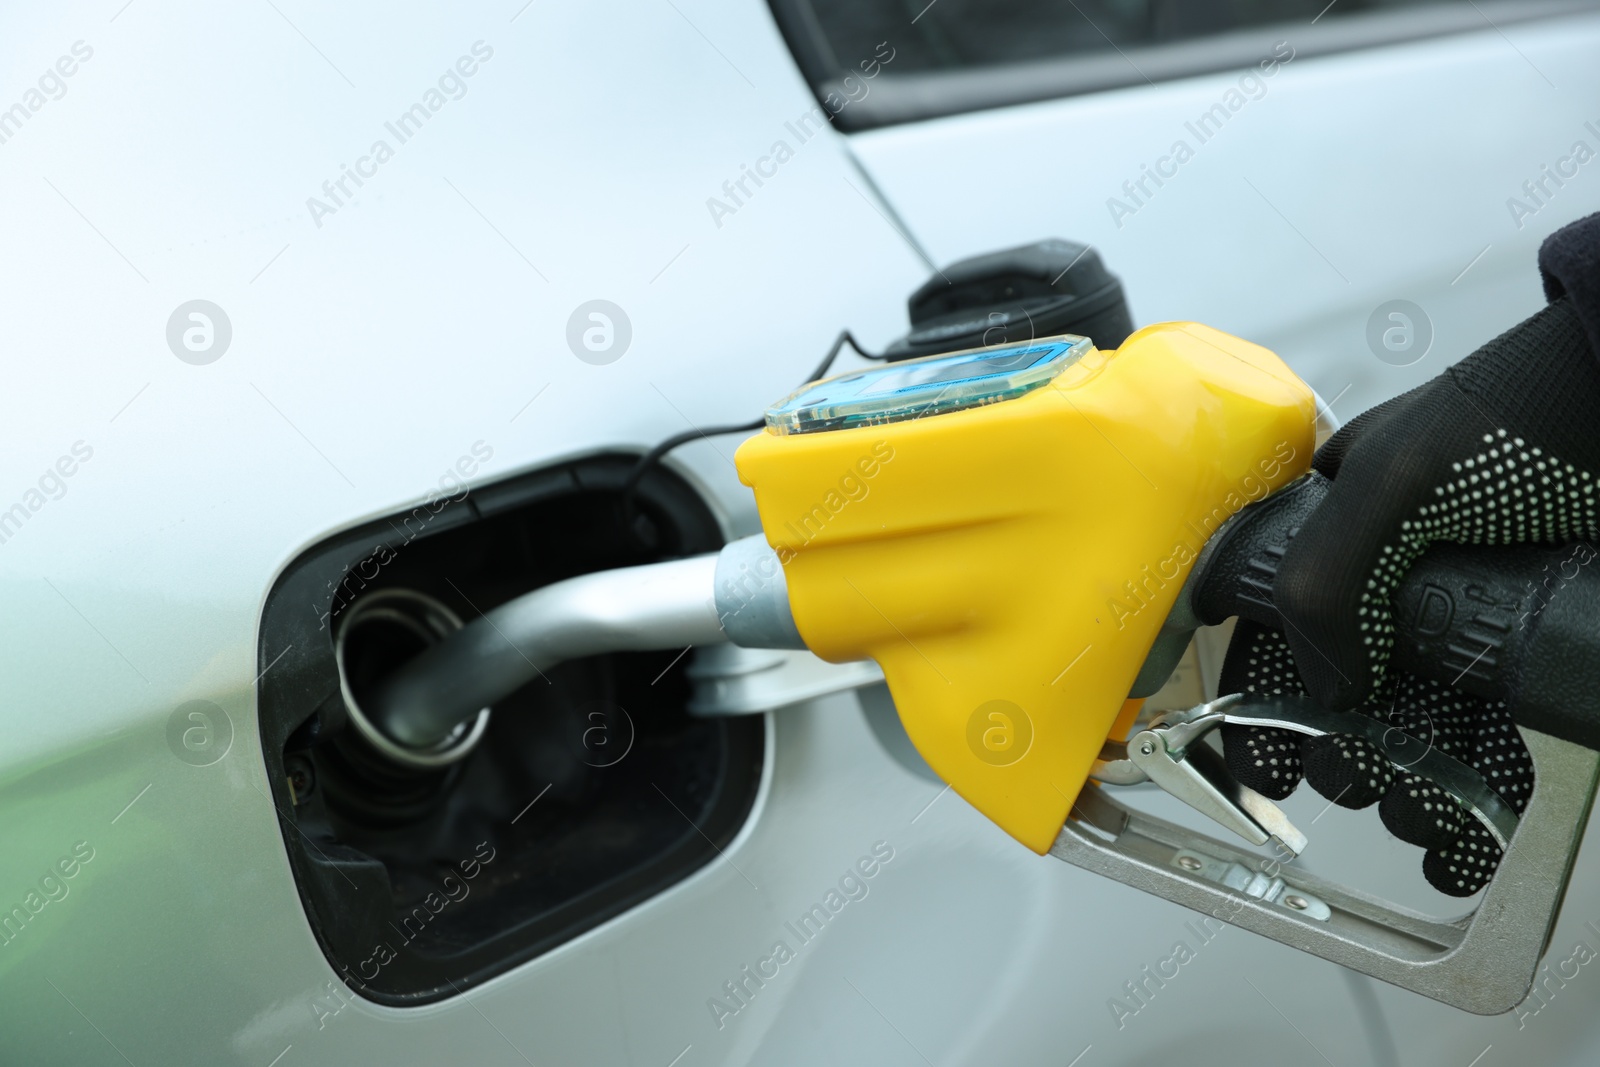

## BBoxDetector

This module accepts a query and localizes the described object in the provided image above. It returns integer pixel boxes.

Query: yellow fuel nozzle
[735,323,1315,853]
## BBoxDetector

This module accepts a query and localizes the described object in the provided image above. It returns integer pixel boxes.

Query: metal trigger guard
[1067,693,1600,1014]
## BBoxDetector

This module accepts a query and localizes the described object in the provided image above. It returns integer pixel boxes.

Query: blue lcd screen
[857,347,1057,397]
[764,336,1091,435]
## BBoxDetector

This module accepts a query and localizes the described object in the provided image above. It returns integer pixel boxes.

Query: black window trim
[768,0,1600,131]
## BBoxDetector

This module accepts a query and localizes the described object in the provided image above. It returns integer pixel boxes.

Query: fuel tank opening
[334,587,492,771]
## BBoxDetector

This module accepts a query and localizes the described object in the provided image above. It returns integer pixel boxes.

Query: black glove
[1220,620,1533,895]
[1277,216,1600,709]
[1219,213,1600,895]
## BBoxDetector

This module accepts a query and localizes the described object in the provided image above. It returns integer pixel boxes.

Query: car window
[768,0,1600,128]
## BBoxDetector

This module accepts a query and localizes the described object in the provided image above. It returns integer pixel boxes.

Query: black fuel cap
[885,239,1134,360]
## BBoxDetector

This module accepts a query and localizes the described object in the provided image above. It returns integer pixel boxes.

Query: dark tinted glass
[767,0,1587,128]
[801,0,1458,74]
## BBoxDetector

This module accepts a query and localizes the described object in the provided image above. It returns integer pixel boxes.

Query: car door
[767,1,1600,1063]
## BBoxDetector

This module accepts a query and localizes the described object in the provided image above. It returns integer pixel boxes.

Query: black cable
[806,329,888,380]
[619,330,885,543]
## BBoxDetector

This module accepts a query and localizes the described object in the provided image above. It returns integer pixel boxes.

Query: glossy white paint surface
[1,1,1599,1063]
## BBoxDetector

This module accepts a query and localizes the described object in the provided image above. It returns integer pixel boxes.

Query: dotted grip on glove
[1195,472,1600,751]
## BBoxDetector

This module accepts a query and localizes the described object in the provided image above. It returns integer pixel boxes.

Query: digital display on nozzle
[764,336,1090,436]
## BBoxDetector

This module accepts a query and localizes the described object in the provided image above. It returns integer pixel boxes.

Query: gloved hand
[1220,213,1600,895]
[1220,621,1533,895]
[1281,215,1600,708]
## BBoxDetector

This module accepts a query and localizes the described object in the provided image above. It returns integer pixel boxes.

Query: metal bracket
[686,644,884,716]
[1055,726,1600,1014]
[1172,847,1331,921]
[1123,720,1309,854]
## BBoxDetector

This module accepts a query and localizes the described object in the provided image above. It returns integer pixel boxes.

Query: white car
[4,1,1600,1064]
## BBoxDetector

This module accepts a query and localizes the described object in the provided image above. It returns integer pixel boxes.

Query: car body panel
[4,2,1600,1064]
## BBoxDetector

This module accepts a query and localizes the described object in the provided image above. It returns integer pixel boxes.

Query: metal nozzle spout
[361,535,803,754]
